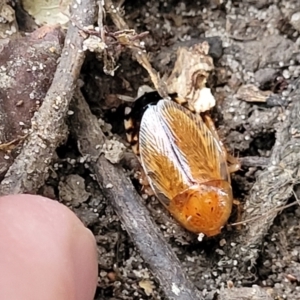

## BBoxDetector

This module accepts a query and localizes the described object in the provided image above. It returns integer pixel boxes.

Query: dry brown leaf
[166,41,216,113]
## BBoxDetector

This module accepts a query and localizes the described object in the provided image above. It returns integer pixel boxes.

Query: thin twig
[69,90,204,300]
[239,156,269,167]
[227,89,300,270]
[104,0,169,99]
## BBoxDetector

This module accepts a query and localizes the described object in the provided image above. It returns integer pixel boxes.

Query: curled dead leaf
[166,41,216,113]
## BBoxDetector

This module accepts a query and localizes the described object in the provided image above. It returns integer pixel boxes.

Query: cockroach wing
[157,100,230,183]
[139,105,191,205]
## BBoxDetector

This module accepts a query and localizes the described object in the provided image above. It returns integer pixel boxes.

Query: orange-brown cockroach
[125,94,236,237]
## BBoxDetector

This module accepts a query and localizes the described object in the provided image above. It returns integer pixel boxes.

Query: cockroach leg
[202,113,240,173]
[135,168,155,197]
[227,154,241,173]
[226,199,243,232]
[233,199,243,230]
